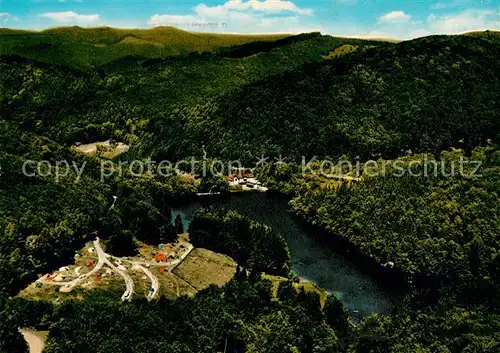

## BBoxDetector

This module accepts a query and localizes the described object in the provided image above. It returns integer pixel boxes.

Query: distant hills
[1,26,497,70]
[0,26,289,69]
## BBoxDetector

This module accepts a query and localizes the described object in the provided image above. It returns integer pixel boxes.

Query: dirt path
[19,329,46,353]
[135,264,159,300]
[40,239,104,292]
[39,238,134,301]
[96,241,134,301]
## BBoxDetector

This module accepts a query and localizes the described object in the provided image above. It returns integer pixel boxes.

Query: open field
[322,44,359,59]
[72,140,129,159]
[173,248,237,291]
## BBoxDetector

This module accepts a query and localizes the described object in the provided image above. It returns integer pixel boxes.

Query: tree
[174,214,184,234]
[107,230,138,257]
[324,294,350,337]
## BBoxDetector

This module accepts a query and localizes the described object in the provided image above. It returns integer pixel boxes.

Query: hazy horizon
[1,0,498,40]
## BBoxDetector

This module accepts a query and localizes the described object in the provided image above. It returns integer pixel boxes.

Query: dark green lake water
[172,192,396,316]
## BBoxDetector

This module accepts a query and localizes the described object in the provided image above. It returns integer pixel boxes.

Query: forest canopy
[0,29,499,352]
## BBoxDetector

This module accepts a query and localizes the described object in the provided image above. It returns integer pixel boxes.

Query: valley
[0,22,498,353]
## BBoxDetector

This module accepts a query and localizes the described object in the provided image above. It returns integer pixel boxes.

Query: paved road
[41,238,134,301]
[122,244,194,270]
[169,245,194,271]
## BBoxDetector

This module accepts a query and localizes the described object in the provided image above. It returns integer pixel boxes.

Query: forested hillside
[257,145,500,351]
[141,34,499,162]
[0,26,289,69]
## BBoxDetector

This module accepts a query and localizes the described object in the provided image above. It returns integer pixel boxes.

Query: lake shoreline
[173,191,402,315]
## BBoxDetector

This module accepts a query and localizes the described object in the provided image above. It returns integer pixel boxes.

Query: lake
[172,192,397,316]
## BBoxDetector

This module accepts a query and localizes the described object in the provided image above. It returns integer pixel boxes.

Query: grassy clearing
[173,248,237,291]
[322,44,359,59]
[72,140,130,159]
[262,274,328,307]
[156,271,198,299]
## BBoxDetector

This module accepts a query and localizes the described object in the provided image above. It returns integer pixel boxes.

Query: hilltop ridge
[0,25,290,68]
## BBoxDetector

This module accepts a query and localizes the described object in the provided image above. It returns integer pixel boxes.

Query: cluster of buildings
[225,172,265,190]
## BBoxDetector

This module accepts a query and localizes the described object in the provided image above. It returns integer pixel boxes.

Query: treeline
[189,207,291,277]
[288,147,500,298]
[216,32,322,58]
[142,35,499,164]
[1,276,349,353]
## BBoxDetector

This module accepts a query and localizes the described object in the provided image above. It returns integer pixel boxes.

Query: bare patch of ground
[72,140,129,159]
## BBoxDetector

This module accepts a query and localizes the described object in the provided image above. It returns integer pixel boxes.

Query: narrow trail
[171,272,198,292]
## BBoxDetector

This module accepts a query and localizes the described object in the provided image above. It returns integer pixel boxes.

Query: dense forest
[0,27,499,352]
[189,207,291,276]
[2,275,351,353]
[257,146,500,352]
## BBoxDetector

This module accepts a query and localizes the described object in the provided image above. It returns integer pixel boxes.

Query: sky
[0,0,498,39]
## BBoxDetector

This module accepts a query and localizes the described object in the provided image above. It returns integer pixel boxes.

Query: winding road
[19,329,45,353]
[42,239,104,293]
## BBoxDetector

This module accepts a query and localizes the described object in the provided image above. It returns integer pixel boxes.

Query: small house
[226,174,237,182]
[154,252,166,262]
